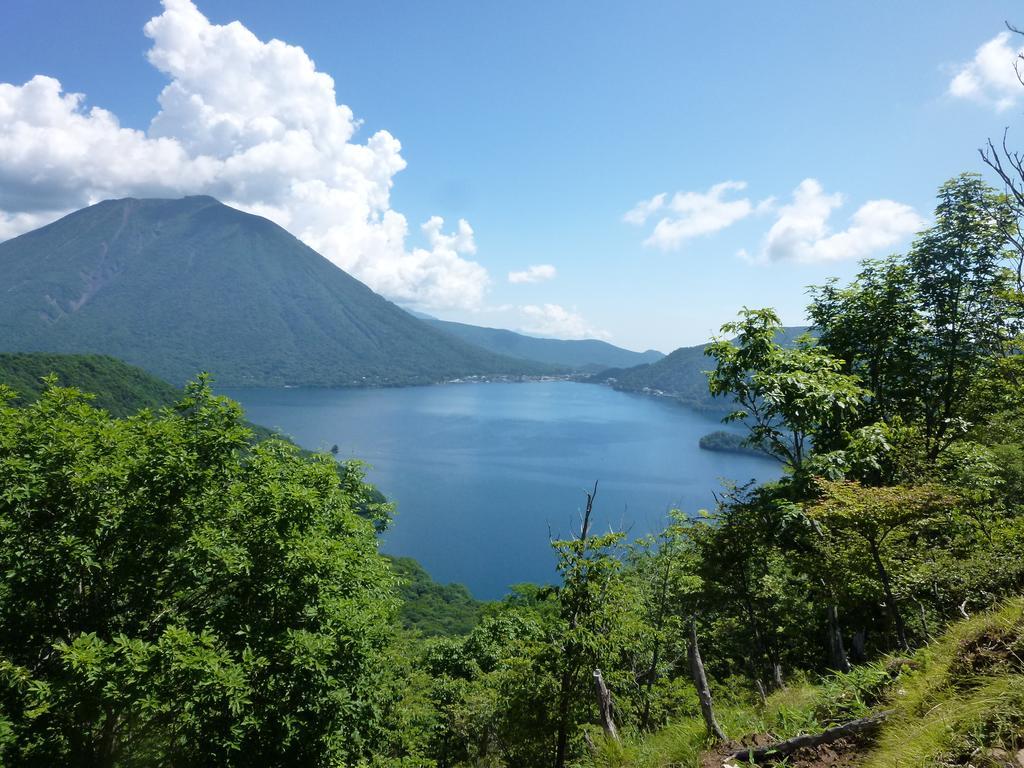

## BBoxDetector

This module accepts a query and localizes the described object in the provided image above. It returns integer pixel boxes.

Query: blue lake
[222,381,780,599]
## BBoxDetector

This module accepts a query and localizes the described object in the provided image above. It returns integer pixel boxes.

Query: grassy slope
[586,599,1024,768]
[863,599,1024,767]
[0,196,555,387]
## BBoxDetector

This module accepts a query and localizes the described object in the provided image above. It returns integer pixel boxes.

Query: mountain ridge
[0,197,558,387]
[421,316,663,372]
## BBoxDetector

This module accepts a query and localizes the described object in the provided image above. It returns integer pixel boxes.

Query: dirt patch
[778,735,867,767]
[702,730,874,767]
[951,620,1024,680]
[700,734,774,768]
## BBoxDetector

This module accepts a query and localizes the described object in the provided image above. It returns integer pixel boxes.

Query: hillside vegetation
[0,196,554,387]
[587,598,1024,768]
[1,171,1023,766]
[0,353,180,417]
[389,557,485,636]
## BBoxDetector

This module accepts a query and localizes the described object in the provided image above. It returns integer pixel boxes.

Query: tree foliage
[0,379,397,766]
[706,308,867,473]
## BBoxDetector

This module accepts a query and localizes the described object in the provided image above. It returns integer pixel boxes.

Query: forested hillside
[0,196,555,387]
[2,168,1023,766]
[388,557,485,636]
[0,353,180,416]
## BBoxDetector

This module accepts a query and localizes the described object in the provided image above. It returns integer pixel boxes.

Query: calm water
[222,382,779,599]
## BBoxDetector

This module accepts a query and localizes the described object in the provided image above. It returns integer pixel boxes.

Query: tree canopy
[0,378,397,765]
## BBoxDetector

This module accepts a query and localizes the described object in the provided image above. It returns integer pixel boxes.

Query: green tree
[549,484,638,767]
[706,308,867,476]
[808,256,924,425]
[806,480,955,651]
[0,379,397,766]
[908,174,1015,457]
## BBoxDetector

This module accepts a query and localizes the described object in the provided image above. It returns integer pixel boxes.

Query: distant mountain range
[0,197,563,387]
[590,326,809,412]
[420,316,663,373]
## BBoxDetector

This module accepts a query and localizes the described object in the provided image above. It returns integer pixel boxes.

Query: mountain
[591,326,809,412]
[421,317,663,372]
[0,197,556,387]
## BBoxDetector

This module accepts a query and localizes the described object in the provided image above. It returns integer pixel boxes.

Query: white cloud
[518,304,610,340]
[949,31,1024,111]
[749,178,924,264]
[622,193,666,225]
[508,264,557,284]
[625,181,760,250]
[0,208,67,242]
[0,0,488,310]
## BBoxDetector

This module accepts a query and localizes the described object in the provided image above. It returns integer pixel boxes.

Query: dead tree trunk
[553,482,598,768]
[592,669,619,742]
[582,730,597,757]
[769,656,785,690]
[753,677,768,705]
[914,598,931,641]
[827,604,851,673]
[851,629,867,663]
[743,655,768,705]
[688,619,726,741]
[869,539,909,651]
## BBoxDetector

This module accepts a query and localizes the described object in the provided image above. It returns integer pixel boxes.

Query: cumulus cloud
[625,181,761,250]
[508,264,557,284]
[949,31,1024,111]
[0,0,488,310]
[745,179,924,264]
[518,304,610,340]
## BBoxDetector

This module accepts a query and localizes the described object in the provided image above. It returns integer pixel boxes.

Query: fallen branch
[729,710,893,764]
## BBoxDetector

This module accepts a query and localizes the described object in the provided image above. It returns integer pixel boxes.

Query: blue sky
[2,1,1023,351]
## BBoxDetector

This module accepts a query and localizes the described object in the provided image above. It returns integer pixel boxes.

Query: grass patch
[863,597,1024,768]
[583,684,832,768]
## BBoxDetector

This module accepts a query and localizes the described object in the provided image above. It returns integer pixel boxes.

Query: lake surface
[222,381,780,599]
